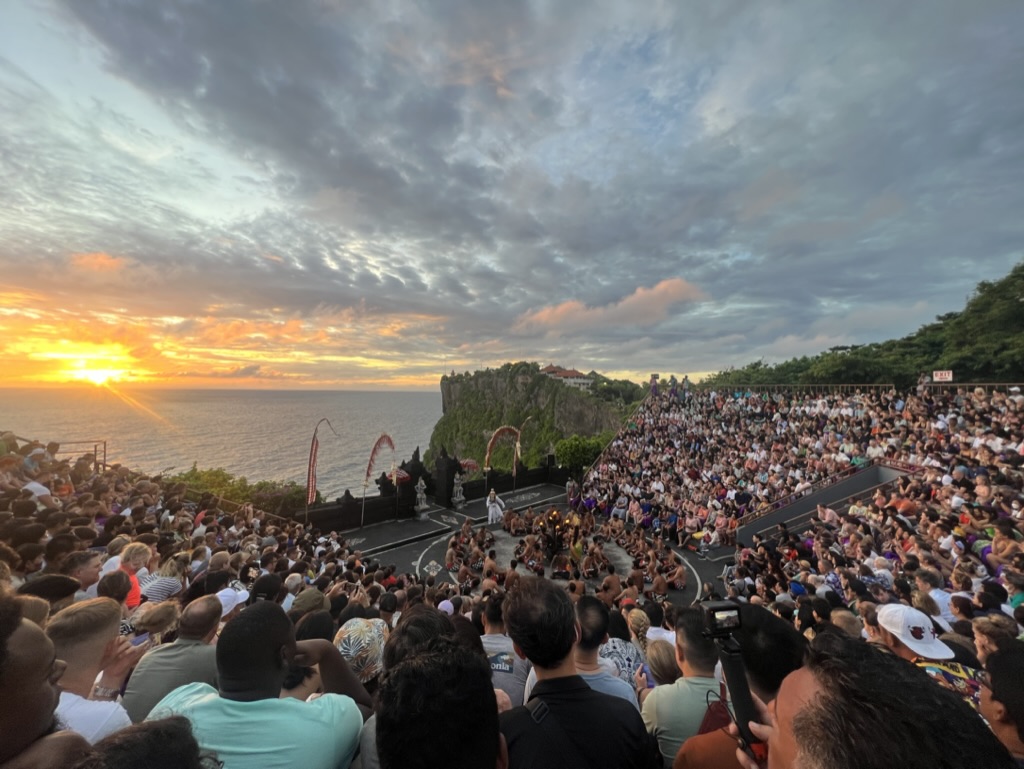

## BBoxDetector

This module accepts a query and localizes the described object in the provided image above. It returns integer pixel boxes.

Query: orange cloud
[514,278,706,335]
[70,252,129,272]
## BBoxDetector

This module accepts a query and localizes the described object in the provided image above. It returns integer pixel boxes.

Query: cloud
[70,252,129,272]
[514,278,706,335]
[0,1,1020,387]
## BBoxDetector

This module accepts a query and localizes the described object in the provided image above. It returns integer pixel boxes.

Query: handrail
[752,474,909,538]
[737,457,926,527]
[689,383,896,393]
[920,382,1024,392]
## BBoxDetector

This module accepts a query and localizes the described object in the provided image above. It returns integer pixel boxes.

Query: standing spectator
[375,638,507,769]
[574,596,639,708]
[674,603,806,769]
[640,608,720,767]
[499,577,658,769]
[121,595,221,723]
[149,601,371,769]
[481,591,531,707]
[46,598,147,743]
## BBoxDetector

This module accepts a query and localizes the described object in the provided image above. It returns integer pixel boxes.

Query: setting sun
[71,368,124,386]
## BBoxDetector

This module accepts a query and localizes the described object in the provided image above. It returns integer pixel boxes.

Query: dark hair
[795,632,1017,769]
[675,608,718,673]
[295,610,335,643]
[71,716,204,769]
[607,607,630,641]
[986,640,1024,744]
[483,592,505,627]
[575,596,610,651]
[216,601,293,681]
[450,614,486,658]
[383,605,454,672]
[734,604,807,698]
[376,638,499,769]
[504,577,576,669]
[644,601,664,629]
[96,570,132,603]
[810,597,833,622]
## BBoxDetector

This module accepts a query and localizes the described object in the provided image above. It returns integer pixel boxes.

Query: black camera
[701,600,742,638]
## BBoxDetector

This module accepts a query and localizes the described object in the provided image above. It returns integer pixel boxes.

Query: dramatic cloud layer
[0,1,1021,388]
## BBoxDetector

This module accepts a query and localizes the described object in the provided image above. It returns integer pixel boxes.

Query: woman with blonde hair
[645,639,681,686]
[627,607,651,658]
[141,554,189,603]
[119,543,153,611]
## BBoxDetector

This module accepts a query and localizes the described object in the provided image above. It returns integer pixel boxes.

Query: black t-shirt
[500,675,660,769]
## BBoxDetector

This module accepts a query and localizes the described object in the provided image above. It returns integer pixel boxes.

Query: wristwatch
[92,684,120,700]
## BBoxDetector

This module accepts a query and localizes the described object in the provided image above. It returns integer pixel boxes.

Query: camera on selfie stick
[700,601,767,763]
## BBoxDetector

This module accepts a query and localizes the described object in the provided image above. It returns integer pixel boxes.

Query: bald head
[179,595,223,641]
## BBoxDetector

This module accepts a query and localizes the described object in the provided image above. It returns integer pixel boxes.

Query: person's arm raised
[293,639,373,720]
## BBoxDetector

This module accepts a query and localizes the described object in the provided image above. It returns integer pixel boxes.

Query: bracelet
[93,684,120,700]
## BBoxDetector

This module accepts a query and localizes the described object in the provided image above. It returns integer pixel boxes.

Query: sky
[1,1,1022,390]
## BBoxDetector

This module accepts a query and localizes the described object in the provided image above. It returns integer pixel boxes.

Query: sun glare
[71,368,124,386]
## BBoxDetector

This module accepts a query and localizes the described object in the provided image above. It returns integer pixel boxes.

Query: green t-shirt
[150,683,361,769]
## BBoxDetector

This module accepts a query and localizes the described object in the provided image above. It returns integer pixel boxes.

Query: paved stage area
[335,482,719,607]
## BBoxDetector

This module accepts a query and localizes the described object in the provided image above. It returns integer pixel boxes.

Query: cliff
[426,362,633,469]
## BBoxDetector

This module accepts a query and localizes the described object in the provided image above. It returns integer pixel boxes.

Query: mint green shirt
[150,683,361,769]
[641,675,720,768]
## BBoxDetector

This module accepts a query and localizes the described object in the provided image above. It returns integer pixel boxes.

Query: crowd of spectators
[0,378,1023,769]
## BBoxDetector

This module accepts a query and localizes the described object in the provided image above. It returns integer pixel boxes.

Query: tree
[555,434,603,479]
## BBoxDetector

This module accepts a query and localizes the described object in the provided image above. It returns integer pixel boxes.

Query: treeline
[701,260,1024,390]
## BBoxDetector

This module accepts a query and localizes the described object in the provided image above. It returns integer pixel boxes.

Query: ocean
[0,388,442,500]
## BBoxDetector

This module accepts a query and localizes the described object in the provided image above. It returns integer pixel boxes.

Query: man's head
[981,640,1024,754]
[729,604,807,703]
[178,595,223,642]
[674,608,718,677]
[482,592,507,633]
[504,577,577,669]
[45,598,122,673]
[769,631,1016,769]
[0,594,66,764]
[376,637,506,769]
[61,551,102,590]
[216,601,295,699]
[575,596,609,652]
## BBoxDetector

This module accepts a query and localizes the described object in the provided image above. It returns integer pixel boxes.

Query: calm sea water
[0,388,441,499]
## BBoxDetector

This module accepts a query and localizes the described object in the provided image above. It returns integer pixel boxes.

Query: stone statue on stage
[414,476,428,512]
[451,472,466,510]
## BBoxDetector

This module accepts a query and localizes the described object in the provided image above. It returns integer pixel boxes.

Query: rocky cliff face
[427,362,626,469]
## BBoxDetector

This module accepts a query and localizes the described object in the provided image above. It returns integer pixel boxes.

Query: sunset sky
[1,2,1022,389]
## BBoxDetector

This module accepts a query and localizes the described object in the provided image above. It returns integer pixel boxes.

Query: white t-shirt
[57,691,131,744]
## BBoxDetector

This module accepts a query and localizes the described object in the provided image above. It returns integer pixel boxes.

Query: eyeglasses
[976,669,991,690]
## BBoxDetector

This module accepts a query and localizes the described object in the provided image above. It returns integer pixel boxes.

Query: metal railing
[689,383,896,395]
[738,458,924,527]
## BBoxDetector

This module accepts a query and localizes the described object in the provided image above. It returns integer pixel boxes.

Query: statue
[414,476,428,512]
[451,472,466,510]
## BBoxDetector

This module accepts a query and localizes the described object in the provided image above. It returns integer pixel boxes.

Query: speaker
[547,454,556,467]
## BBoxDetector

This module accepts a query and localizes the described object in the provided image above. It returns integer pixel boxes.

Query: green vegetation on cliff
[701,261,1024,390]
[426,362,640,470]
[166,463,316,517]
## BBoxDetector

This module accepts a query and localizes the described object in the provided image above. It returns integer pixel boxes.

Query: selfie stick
[715,637,767,761]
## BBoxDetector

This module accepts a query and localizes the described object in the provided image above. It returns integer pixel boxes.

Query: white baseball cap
[216,587,250,617]
[877,604,953,660]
